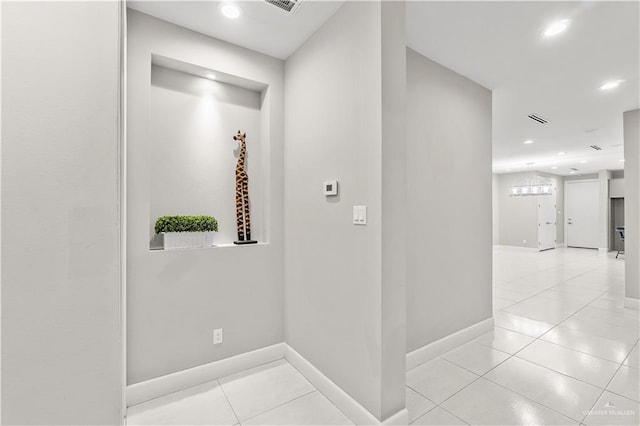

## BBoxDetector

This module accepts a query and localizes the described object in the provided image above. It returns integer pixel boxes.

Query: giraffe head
[233,130,246,143]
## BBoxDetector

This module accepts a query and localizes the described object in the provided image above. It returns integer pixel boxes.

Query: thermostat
[323,180,338,196]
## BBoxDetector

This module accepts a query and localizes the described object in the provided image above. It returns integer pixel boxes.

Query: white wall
[496,172,563,248]
[496,172,539,248]
[599,170,613,250]
[2,2,122,423]
[284,2,406,421]
[492,174,500,244]
[379,2,407,418]
[149,65,264,244]
[624,109,639,301]
[406,49,492,352]
[127,10,284,385]
[610,178,625,198]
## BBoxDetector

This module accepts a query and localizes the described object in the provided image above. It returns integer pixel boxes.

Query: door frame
[119,0,128,422]
[537,178,557,251]
[564,178,599,249]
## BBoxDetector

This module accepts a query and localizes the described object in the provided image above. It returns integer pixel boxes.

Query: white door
[565,180,599,249]
[538,185,557,251]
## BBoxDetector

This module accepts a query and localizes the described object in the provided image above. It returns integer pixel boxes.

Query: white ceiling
[127,0,345,60]
[128,1,639,177]
[407,1,639,176]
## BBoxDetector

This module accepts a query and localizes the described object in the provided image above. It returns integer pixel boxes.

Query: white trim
[492,245,538,252]
[119,0,128,422]
[284,344,380,426]
[556,243,567,248]
[598,247,609,253]
[406,318,494,371]
[127,342,409,425]
[126,343,284,407]
[625,297,640,310]
[382,408,409,425]
[0,1,3,419]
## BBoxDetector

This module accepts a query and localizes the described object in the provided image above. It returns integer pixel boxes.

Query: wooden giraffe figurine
[232,130,256,244]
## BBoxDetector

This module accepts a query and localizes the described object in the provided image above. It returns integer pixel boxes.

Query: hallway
[126,247,638,425]
[407,247,638,425]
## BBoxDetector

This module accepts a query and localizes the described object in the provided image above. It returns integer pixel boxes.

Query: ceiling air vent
[570,168,579,171]
[590,145,602,150]
[527,113,549,124]
[264,0,300,13]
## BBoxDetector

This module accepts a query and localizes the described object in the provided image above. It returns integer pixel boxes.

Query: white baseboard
[625,297,640,310]
[406,318,494,371]
[493,245,538,252]
[126,343,284,407]
[284,344,380,425]
[382,408,409,425]
[556,243,567,248]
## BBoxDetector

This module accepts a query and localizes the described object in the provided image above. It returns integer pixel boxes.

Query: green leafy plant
[155,215,218,234]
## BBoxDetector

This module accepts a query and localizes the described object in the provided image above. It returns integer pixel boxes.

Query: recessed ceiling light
[570,171,576,174]
[620,159,625,162]
[557,151,566,156]
[543,19,570,37]
[579,160,587,164]
[585,128,598,133]
[551,166,558,170]
[600,79,624,90]
[205,73,217,80]
[523,140,535,145]
[505,168,511,172]
[221,3,240,19]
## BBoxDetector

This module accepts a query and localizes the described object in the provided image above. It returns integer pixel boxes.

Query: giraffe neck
[237,141,246,171]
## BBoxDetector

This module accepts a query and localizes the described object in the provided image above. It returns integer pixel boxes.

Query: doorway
[537,182,557,251]
[565,180,599,249]
[610,197,625,252]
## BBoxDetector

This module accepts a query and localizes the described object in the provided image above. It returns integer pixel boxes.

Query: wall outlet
[213,328,223,345]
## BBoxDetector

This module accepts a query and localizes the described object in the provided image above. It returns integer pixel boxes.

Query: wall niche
[148,55,269,248]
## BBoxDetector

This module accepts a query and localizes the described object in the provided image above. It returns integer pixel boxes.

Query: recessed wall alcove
[126,9,284,386]
[149,55,269,247]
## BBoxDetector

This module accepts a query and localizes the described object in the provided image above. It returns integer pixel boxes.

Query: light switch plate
[353,205,367,225]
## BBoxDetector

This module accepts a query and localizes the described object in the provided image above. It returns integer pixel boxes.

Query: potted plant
[154,215,219,249]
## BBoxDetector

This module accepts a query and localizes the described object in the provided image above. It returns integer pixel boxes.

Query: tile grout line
[433,270,626,424]
[236,389,317,425]
[283,358,356,425]
[410,249,628,425]
[410,400,471,426]
[218,379,241,425]
[579,338,640,424]
[491,268,634,424]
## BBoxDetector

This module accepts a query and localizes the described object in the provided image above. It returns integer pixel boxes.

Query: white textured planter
[160,232,216,250]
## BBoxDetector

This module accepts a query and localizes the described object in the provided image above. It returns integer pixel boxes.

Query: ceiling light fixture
[620,159,625,162]
[579,160,587,164]
[205,73,217,80]
[543,19,570,37]
[558,151,566,156]
[510,163,552,196]
[551,166,558,170]
[221,3,241,19]
[570,171,577,174]
[600,79,624,90]
[523,140,535,145]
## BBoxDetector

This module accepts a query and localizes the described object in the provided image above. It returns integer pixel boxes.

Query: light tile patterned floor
[408,247,639,426]
[127,247,639,425]
[126,359,352,426]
